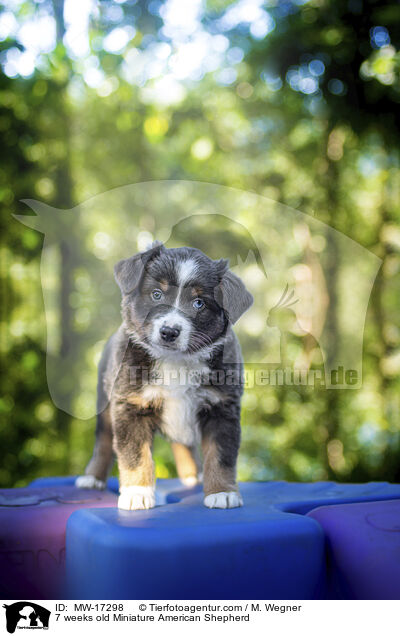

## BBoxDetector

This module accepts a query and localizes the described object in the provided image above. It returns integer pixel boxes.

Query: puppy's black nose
[160,325,181,342]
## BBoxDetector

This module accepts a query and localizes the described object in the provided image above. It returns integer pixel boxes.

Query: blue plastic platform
[64,479,400,600]
[29,476,196,505]
[308,499,400,599]
[0,486,117,599]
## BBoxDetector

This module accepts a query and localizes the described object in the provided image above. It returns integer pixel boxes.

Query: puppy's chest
[140,359,213,446]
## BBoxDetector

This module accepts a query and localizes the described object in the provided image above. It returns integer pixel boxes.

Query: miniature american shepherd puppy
[76,243,253,510]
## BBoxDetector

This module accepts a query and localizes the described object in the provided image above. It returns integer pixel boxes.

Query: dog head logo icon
[3,602,50,634]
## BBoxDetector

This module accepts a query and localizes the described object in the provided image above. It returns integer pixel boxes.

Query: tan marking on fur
[119,442,154,488]
[159,279,169,291]
[171,442,200,480]
[201,437,237,496]
[126,392,164,410]
[125,304,144,336]
[191,286,203,297]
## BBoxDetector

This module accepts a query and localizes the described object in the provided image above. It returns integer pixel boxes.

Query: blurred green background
[1,0,400,488]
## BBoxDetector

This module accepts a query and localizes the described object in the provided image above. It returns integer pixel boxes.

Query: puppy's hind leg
[171,442,202,486]
[76,407,114,490]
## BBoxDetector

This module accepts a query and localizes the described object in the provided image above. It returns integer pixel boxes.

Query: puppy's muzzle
[160,325,181,343]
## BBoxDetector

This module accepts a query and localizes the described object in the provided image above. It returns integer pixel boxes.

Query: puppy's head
[114,243,253,358]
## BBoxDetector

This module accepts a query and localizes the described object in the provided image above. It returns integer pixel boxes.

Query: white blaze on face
[150,258,199,353]
[174,257,200,312]
[176,258,199,288]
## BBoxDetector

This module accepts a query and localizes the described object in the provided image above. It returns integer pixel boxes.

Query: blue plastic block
[67,500,324,600]
[66,480,400,600]
[29,476,199,504]
[29,476,119,492]
[166,480,400,512]
[0,486,117,600]
[308,499,400,599]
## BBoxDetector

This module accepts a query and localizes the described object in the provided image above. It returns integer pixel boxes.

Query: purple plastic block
[0,486,117,600]
[308,499,400,599]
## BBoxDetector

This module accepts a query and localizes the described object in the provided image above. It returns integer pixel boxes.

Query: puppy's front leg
[201,404,243,509]
[111,399,155,510]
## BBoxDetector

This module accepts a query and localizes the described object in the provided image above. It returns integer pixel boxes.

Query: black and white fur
[76,243,253,510]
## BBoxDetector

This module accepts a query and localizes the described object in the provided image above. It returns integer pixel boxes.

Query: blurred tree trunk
[51,0,75,473]
[323,132,341,480]
[370,206,388,390]
[371,168,397,480]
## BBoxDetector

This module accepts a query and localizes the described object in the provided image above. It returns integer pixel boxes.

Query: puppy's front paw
[75,475,106,490]
[118,486,155,511]
[204,491,243,509]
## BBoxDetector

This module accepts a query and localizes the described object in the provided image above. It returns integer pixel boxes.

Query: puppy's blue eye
[193,298,205,310]
[151,289,163,301]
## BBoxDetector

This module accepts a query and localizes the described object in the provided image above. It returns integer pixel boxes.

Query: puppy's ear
[214,258,229,279]
[114,242,163,295]
[215,262,253,324]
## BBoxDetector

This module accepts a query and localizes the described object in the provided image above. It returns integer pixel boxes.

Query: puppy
[76,243,253,510]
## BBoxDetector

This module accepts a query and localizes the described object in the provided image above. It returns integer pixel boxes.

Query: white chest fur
[140,358,215,446]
